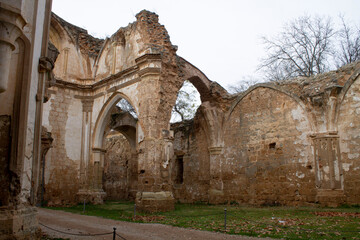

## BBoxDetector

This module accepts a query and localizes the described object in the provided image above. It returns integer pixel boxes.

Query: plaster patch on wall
[342,163,352,171]
[44,150,52,184]
[296,171,305,178]
[348,153,359,159]
[121,83,140,114]
[42,100,52,131]
[291,106,308,143]
[340,141,350,153]
[20,155,32,204]
[353,96,360,102]
[138,124,144,143]
[291,105,311,165]
[92,97,105,126]
[65,99,82,161]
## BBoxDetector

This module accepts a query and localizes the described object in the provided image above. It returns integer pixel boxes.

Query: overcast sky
[52,0,360,90]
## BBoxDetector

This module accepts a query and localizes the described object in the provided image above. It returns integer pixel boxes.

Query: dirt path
[38,208,270,240]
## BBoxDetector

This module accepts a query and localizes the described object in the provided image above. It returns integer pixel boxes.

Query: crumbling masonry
[39,10,360,211]
[2,7,360,238]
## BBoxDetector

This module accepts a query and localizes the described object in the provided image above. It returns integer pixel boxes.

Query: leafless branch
[258,15,335,81]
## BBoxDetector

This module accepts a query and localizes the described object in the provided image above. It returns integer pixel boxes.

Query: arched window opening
[170,80,201,123]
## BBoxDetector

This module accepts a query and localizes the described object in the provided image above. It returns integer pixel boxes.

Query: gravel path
[38,208,270,240]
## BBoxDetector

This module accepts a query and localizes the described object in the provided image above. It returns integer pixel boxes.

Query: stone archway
[178,57,213,102]
[77,92,141,203]
[102,109,139,200]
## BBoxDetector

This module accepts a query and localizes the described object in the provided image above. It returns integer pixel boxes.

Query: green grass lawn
[46,201,360,240]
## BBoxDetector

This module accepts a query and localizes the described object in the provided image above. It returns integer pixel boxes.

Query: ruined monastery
[1,1,360,238]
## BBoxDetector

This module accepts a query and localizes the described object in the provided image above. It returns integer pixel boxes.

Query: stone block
[135,191,175,212]
[0,207,39,240]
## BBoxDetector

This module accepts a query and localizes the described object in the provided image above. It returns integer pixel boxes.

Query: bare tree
[335,15,360,67]
[227,76,262,94]
[259,15,336,81]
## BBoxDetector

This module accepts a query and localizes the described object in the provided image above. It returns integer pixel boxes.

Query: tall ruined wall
[338,75,360,204]
[171,62,360,207]
[42,9,360,209]
[223,88,314,205]
[42,87,82,205]
[44,10,183,211]
[171,121,210,203]
[0,0,53,238]
[171,87,315,206]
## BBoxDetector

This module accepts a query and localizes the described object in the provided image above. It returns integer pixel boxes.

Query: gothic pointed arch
[227,83,315,131]
[92,92,142,150]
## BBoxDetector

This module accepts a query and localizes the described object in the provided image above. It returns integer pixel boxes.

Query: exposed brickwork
[42,10,360,210]
[223,88,314,205]
[51,13,104,58]
[44,88,80,206]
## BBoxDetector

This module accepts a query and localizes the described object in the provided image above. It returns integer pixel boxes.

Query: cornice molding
[52,53,163,96]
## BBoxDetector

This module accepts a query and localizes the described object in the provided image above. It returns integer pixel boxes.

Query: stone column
[62,47,69,79]
[0,6,26,92]
[79,99,93,189]
[198,102,225,203]
[136,137,175,212]
[309,86,345,207]
[111,42,117,74]
[37,127,53,206]
[208,147,224,203]
[325,86,342,132]
[134,54,175,212]
[77,99,105,203]
[78,99,106,204]
[91,147,106,204]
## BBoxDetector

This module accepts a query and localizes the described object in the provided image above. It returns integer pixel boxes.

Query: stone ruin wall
[223,88,313,205]
[171,120,211,203]
[171,63,360,207]
[42,87,82,206]
[170,87,315,206]
[173,87,315,205]
[0,0,54,238]
[42,10,183,209]
[338,75,360,204]
[41,10,360,209]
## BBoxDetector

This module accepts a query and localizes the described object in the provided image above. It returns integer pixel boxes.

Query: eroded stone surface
[1,3,359,238]
[39,9,360,212]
